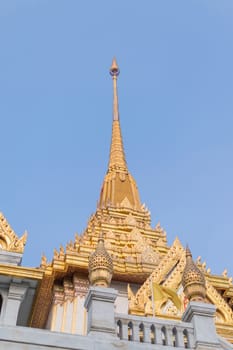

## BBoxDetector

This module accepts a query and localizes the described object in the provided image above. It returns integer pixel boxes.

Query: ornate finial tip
[110,57,120,76]
[182,244,206,302]
[186,245,192,258]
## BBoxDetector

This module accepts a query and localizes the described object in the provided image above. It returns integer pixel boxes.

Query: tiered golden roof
[30,58,168,328]
[29,59,233,344]
[182,246,206,302]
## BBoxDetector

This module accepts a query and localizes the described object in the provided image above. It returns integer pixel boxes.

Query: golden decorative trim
[0,212,27,253]
[0,264,43,280]
[206,280,233,323]
[128,239,182,316]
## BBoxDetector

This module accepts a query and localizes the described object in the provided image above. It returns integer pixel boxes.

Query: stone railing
[85,288,226,349]
[115,313,194,348]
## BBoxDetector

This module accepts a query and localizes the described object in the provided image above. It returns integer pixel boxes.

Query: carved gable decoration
[206,281,233,324]
[124,213,137,226]
[128,238,184,315]
[141,246,160,265]
[124,227,160,265]
[0,212,27,254]
[105,230,115,239]
[128,238,233,327]
[120,196,132,209]
[128,227,141,242]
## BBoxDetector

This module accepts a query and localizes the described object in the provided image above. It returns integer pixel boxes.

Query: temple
[0,59,232,349]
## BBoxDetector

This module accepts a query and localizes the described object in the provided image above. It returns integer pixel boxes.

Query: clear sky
[0,1,233,277]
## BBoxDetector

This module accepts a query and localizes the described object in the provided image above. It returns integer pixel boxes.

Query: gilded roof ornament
[88,233,113,287]
[0,212,27,254]
[182,246,206,302]
[40,253,47,269]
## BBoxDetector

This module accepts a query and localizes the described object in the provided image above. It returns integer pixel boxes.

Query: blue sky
[0,1,233,277]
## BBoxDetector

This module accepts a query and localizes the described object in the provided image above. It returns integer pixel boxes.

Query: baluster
[166,326,174,346]
[143,324,151,343]
[155,325,163,345]
[133,321,139,342]
[121,321,128,341]
[176,328,185,347]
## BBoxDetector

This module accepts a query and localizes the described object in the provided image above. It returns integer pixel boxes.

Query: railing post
[166,326,174,346]
[155,325,163,345]
[182,302,220,349]
[133,321,139,342]
[121,320,128,341]
[176,328,185,348]
[84,286,117,338]
[144,324,151,343]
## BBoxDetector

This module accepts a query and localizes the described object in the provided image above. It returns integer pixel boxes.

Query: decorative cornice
[0,264,43,280]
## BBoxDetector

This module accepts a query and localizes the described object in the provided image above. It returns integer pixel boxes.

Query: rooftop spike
[108,58,127,171]
[98,59,141,209]
[110,57,120,121]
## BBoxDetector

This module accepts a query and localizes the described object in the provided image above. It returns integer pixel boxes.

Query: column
[4,282,28,325]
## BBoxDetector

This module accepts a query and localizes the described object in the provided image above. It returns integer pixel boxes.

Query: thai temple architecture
[0,59,233,349]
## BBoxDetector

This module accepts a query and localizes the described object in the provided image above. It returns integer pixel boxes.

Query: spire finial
[182,246,206,302]
[110,57,120,121]
[88,233,113,288]
[186,244,192,258]
[110,57,120,77]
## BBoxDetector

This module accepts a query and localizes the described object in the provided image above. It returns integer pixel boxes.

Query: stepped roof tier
[28,60,233,344]
[30,57,168,328]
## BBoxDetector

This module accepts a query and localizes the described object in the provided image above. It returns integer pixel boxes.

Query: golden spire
[108,57,127,172]
[182,246,206,302]
[98,58,141,209]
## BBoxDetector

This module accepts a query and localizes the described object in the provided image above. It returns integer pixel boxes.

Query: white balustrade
[115,313,194,348]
